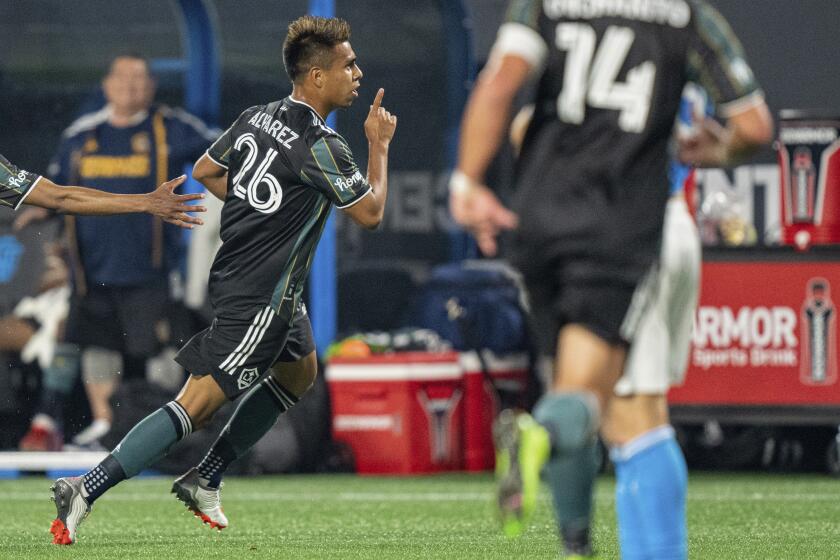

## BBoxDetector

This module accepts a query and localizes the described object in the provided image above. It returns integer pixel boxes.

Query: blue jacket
[49,104,217,290]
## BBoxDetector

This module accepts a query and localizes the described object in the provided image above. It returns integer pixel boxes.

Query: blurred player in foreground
[48,15,396,545]
[450,0,772,557]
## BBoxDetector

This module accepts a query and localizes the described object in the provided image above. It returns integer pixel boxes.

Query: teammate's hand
[449,172,518,257]
[364,88,397,146]
[677,116,731,167]
[146,175,207,229]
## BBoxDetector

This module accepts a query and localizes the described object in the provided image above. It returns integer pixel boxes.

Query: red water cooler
[778,110,840,248]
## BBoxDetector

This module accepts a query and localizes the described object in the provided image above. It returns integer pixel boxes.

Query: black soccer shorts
[511,235,659,353]
[174,301,315,399]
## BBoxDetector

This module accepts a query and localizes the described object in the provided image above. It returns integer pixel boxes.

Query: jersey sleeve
[0,154,42,210]
[686,1,764,117]
[206,122,235,170]
[301,134,372,209]
[491,0,548,72]
[207,108,257,169]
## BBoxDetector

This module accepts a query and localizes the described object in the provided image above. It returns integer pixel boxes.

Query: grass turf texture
[1,473,839,559]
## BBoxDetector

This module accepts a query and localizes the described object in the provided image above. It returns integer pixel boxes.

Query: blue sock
[612,425,687,560]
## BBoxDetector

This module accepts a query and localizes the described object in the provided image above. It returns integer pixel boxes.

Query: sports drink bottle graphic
[792,147,816,222]
[801,278,836,385]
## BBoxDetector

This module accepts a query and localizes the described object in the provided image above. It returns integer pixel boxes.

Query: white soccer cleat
[66,419,111,450]
[49,477,91,545]
[172,468,229,530]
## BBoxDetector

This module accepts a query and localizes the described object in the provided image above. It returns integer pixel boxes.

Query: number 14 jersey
[205,97,370,319]
[497,0,762,259]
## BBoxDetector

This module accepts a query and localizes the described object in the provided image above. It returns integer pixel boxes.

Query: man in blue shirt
[49,54,218,448]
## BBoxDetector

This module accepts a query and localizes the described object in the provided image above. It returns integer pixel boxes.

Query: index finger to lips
[372,88,384,109]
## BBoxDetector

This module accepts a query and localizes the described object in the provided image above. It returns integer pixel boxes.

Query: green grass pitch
[1,473,839,559]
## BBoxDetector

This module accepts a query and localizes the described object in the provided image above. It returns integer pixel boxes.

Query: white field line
[2,490,839,503]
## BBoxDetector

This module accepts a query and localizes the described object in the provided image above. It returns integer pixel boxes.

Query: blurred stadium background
[2,0,840,557]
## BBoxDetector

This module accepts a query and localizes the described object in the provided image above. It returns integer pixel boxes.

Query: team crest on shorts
[237,367,260,389]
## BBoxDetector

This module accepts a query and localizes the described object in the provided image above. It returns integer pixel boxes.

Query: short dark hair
[283,16,351,82]
[108,53,152,75]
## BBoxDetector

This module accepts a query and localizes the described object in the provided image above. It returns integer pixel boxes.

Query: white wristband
[449,170,477,196]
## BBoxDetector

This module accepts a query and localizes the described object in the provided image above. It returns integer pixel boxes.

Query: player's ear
[310,66,324,88]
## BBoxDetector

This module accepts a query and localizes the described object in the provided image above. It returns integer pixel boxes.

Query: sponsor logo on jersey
[334,170,363,193]
[83,137,99,153]
[79,154,151,179]
[131,132,151,153]
[237,367,260,390]
[7,170,30,189]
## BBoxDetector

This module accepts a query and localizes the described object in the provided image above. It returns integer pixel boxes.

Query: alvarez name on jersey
[205,96,370,322]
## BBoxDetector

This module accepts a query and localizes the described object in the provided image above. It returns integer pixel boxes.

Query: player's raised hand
[364,88,397,146]
[147,175,207,229]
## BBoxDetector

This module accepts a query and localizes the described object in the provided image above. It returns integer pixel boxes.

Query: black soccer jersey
[0,154,42,210]
[205,97,371,320]
[496,0,762,256]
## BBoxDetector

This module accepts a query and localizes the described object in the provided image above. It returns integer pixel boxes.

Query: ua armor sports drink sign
[778,111,840,246]
[670,260,840,406]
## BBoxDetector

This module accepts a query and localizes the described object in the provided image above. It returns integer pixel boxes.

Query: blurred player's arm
[450,20,545,255]
[192,153,229,201]
[342,88,397,229]
[678,1,774,167]
[0,154,205,228]
[456,54,530,184]
[677,103,773,167]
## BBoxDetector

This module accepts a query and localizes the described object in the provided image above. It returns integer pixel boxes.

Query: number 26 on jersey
[231,133,284,214]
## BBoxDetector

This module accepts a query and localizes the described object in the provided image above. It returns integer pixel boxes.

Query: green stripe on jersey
[269,198,331,318]
[310,138,344,200]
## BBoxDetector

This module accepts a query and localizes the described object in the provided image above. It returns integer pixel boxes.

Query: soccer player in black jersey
[0,154,204,227]
[48,15,396,545]
[450,1,771,558]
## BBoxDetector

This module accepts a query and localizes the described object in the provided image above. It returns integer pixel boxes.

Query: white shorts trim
[615,198,701,396]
